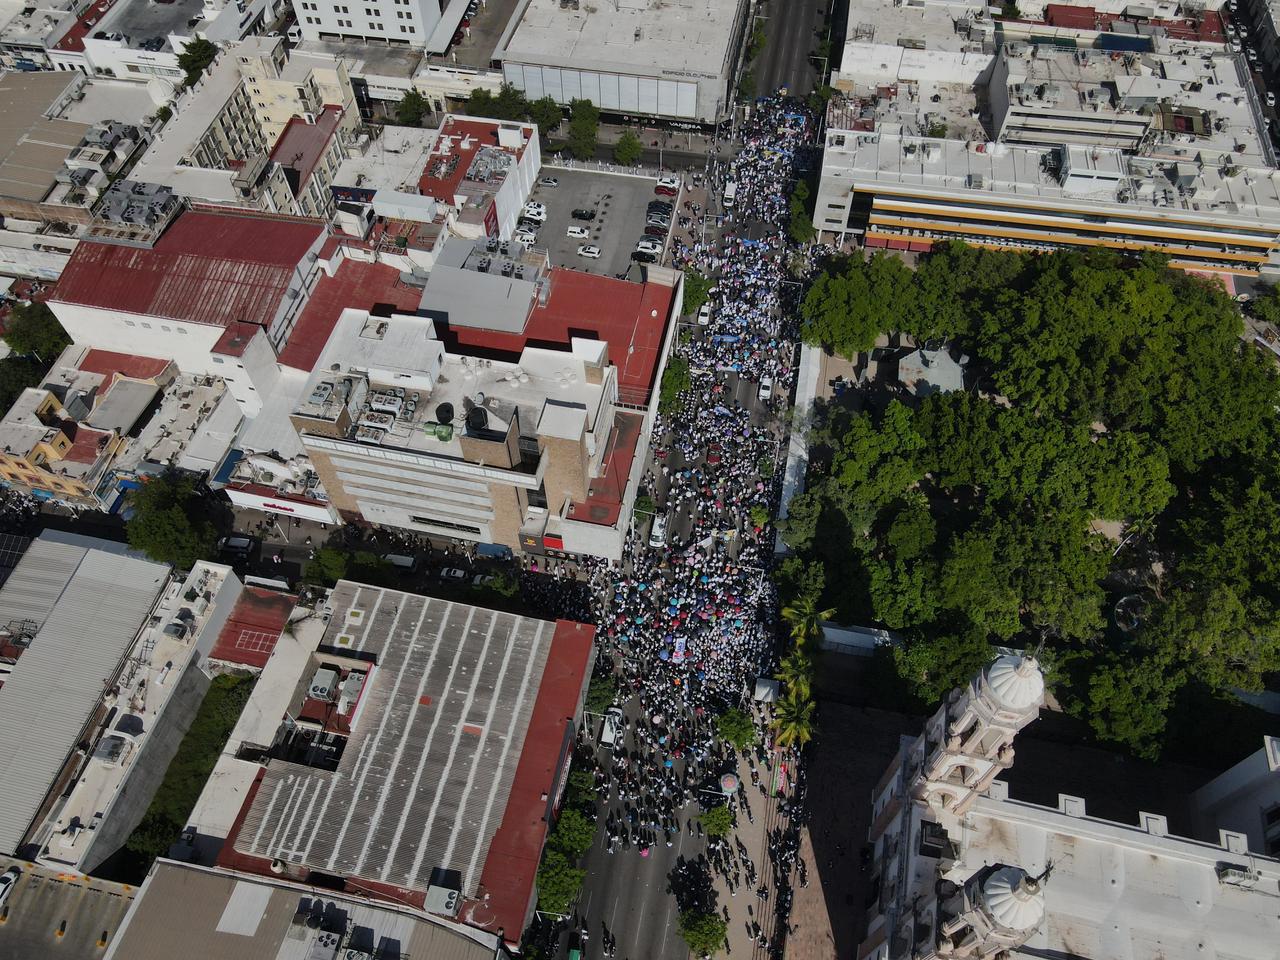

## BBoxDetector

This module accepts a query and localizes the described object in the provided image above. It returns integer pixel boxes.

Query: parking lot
[0,857,135,959]
[524,168,669,278]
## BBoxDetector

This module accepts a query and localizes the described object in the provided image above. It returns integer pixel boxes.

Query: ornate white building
[861,654,1280,960]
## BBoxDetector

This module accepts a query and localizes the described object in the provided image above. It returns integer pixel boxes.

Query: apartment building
[234,34,358,145]
[291,0,449,47]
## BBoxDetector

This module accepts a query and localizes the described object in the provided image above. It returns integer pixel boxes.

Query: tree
[1084,652,1183,760]
[125,471,217,570]
[634,493,656,516]
[549,807,596,859]
[394,89,430,126]
[748,504,771,529]
[800,253,915,357]
[566,99,600,160]
[1251,283,1280,327]
[678,909,728,957]
[465,88,496,116]
[893,625,993,705]
[699,804,734,838]
[738,71,755,102]
[3,301,69,362]
[0,357,45,414]
[714,707,757,750]
[683,270,714,317]
[771,691,815,749]
[658,356,691,415]
[154,105,173,124]
[585,671,618,713]
[775,649,815,699]
[535,849,584,915]
[781,591,835,648]
[528,95,563,137]
[613,130,643,166]
[493,83,529,121]
[177,37,218,86]
[307,547,349,585]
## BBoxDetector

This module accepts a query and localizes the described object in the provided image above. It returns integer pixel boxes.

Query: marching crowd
[564,97,820,959]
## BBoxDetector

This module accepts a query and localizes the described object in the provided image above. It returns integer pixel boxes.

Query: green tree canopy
[394,89,430,126]
[548,807,596,859]
[772,691,815,749]
[678,909,728,956]
[658,356,691,415]
[613,130,643,166]
[535,849,584,915]
[566,99,599,160]
[527,95,563,137]
[177,37,218,86]
[3,301,69,361]
[714,707,757,750]
[682,270,714,317]
[125,471,217,570]
[699,804,734,838]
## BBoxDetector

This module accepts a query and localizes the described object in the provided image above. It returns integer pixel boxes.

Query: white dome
[982,866,1046,932]
[984,655,1044,712]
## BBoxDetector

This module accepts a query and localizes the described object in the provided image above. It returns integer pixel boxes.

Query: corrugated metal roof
[106,860,499,960]
[0,538,169,855]
[51,210,325,331]
[234,585,555,896]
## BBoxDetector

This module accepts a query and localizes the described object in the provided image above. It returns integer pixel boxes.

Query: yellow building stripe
[872,198,1279,248]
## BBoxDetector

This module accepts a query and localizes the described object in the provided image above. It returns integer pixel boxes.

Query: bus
[723,181,738,207]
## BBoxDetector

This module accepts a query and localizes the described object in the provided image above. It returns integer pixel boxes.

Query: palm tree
[771,691,815,749]
[780,593,835,650]
[775,649,815,700]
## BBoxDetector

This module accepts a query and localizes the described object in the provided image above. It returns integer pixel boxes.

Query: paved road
[0,856,135,960]
[753,0,831,98]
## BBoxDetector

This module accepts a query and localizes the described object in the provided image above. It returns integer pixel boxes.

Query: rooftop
[0,0,78,49]
[269,105,344,198]
[0,534,169,857]
[52,209,326,331]
[333,124,440,195]
[0,71,91,202]
[208,586,297,670]
[222,583,594,940]
[51,0,121,52]
[104,859,502,960]
[294,37,425,80]
[40,562,236,870]
[92,0,202,51]
[500,0,744,76]
[418,116,533,208]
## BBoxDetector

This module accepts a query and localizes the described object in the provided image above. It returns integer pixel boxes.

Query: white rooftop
[501,0,744,75]
[334,124,439,194]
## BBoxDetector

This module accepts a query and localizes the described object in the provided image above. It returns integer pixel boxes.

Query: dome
[984,655,1044,712]
[982,866,1046,932]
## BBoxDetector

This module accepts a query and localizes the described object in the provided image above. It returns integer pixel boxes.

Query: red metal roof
[52,209,325,331]
[277,258,425,371]
[467,618,595,942]
[53,0,118,52]
[568,410,641,527]
[76,349,170,383]
[419,118,527,203]
[1043,4,1099,29]
[208,586,297,669]
[63,425,111,464]
[446,268,675,405]
[270,106,344,195]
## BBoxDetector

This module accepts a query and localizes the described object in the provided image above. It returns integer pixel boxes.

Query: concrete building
[105,859,504,960]
[0,70,149,231]
[861,654,1280,960]
[207,581,596,946]
[128,46,358,217]
[49,207,329,416]
[0,533,242,873]
[0,346,240,510]
[1192,735,1280,857]
[497,0,750,126]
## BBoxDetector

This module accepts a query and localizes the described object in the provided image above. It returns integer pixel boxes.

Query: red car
[655,186,678,197]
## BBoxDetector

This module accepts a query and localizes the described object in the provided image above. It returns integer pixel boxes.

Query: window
[212,356,225,364]
[124,319,136,327]
[140,322,151,329]
[410,515,482,535]
[161,325,171,332]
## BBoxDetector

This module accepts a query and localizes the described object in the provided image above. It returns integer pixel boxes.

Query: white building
[861,654,1280,960]
[497,0,750,126]
[290,0,468,52]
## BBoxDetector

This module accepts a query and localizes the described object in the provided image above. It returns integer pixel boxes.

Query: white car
[439,567,468,581]
[656,175,680,190]
[635,239,663,256]
[577,244,602,259]
[538,177,559,187]
[521,204,546,223]
[566,225,590,239]
[697,303,712,325]
[1269,91,1276,108]
[514,230,538,245]
[0,867,19,908]
[648,513,669,548]
[758,376,775,401]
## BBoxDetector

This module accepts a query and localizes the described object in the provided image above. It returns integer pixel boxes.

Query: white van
[286,24,303,43]
[723,181,738,207]
[648,513,669,548]
[600,706,624,747]
[382,553,421,573]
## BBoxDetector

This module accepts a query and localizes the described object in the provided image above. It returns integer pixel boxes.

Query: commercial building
[497,0,750,125]
[0,70,149,229]
[0,533,242,872]
[0,345,241,510]
[211,581,595,945]
[285,233,678,561]
[105,859,504,960]
[289,0,465,52]
[49,207,329,415]
[860,654,1280,960]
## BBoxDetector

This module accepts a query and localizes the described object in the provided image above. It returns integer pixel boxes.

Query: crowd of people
[558,97,821,959]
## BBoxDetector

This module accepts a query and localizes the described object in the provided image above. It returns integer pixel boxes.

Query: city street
[752,0,833,97]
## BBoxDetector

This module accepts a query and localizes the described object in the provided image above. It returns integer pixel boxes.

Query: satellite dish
[435,402,454,424]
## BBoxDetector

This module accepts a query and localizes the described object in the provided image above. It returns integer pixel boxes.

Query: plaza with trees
[786,242,1280,759]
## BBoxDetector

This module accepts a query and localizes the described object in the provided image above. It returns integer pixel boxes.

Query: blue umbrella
[659,649,670,661]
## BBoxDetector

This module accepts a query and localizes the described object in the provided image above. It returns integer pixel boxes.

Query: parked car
[697,302,712,325]
[644,224,667,237]
[577,244,602,259]
[471,573,497,588]
[656,175,680,190]
[217,534,256,559]
[522,203,546,222]
[635,238,663,255]
[539,176,559,187]
[1268,91,1276,108]
[383,553,421,572]
[647,200,674,213]
[571,208,597,221]
[646,215,671,228]
[654,185,678,197]
[439,567,468,581]
[566,225,590,239]
[632,250,657,263]
[0,867,20,908]
[515,229,538,245]
[600,706,625,747]
[758,376,775,401]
